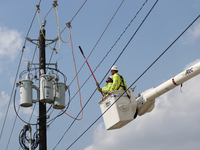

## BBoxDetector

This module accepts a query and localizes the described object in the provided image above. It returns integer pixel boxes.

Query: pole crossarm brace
[25,36,59,46]
[28,62,58,70]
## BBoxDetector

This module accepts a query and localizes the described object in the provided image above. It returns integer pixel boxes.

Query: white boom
[136,62,200,116]
[98,61,200,130]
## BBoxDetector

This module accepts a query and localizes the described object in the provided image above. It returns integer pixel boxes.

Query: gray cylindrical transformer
[53,82,66,109]
[20,79,33,107]
[40,74,53,103]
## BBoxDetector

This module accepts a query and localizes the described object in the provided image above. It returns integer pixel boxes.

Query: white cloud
[84,60,200,150]
[182,22,200,44]
[0,90,37,122]
[0,26,23,61]
[21,107,38,118]
[0,91,10,119]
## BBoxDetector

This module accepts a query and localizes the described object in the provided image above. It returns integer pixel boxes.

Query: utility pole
[39,28,47,150]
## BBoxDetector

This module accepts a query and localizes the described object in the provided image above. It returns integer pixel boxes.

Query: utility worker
[96,76,113,96]
[109,66,127,93]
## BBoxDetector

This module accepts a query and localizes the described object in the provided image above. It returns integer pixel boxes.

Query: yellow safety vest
[110,73,127,91]
[98,82,112,96]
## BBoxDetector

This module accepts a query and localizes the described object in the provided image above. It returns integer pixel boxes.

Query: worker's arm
[96,82,102,92]
[110,74,119,91]
[102,83,112,94]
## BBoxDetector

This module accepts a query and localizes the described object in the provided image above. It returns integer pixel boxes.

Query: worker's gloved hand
[98,88,102,92]
[108,91,111,95]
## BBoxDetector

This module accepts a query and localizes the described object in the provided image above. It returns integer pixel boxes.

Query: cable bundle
[19,125,39,150]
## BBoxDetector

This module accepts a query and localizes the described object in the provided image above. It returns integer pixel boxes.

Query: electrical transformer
[40,74,53,103]
[20,75,33,107]
[53,82,66,109]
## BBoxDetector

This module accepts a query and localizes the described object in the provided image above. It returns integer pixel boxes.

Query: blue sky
[0,0,200,150]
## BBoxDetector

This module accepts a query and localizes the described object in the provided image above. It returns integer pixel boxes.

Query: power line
[68,0,149,109]
[0,50,24,142]
[48,0,125,130]
[43,6,53,19]
[13,88,38,125]
[24,0,42,46]
[69,0,125,86]
[46,0,88,62]
[1,0,84,149]
[0,0,42,146]
[65,0,159,149]
[59,0,88,35]
[70,0,87,23]
[53,0,156,149]
[65,7,200,150]
[5,106,20,150]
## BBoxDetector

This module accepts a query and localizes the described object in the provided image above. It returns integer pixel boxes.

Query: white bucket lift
[98,89,137,130]
[136,88,155,116]
[53,82,66,109]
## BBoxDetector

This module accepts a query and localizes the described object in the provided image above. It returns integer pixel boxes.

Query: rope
[65,27,83,120]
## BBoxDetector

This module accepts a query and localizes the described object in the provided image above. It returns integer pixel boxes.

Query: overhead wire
[43,6,53,20]
[37,0,82,52]
[45,0,87,70]
[54,5,71,44]
[68,0,125,87]
[50,0,126,136]
[53,0,153,149]
[13,87,38,125]
[43,0,88,124]
[67,0,149,110]
[0,0,42,146]
[21,67,70,130]
[7,0,198,149]
[0,49,24,142]
[10,1,87,136]
[41,2,60,70]
[37,6,61,52]
[47,41,58,69]
[58,0,88,35]
[3,0,75,149]
[61,27,83,120]
[55,0,128,121]
[65,8,200,150]
[27,44,38,123]
[46,0,87,66]
[13,0,149,148]
[5,106,20,150]
[70,0,87,23]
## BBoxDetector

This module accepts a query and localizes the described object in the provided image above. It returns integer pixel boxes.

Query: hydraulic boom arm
[136,62,200,116]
